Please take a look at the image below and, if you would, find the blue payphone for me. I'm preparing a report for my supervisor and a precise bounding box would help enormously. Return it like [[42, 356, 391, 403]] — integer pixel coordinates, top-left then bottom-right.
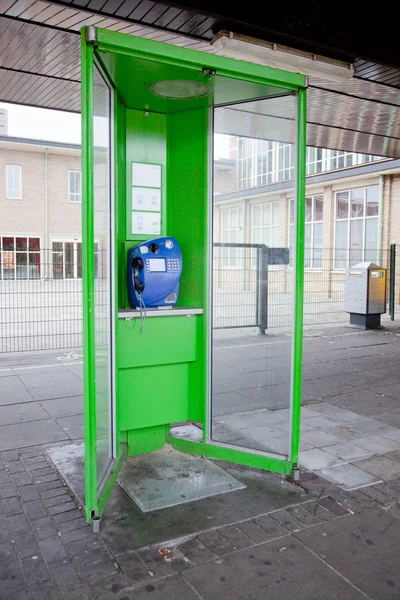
[[127, 237, 182, 309]]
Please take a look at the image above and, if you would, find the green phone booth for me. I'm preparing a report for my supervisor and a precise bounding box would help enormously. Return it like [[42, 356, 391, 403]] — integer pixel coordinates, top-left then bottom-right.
[[81, 25, 307, 524]]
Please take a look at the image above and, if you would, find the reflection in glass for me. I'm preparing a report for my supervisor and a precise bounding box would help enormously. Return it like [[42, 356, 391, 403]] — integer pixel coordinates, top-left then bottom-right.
[[93, 64, 114, 490], [212, 93, 296, 458]]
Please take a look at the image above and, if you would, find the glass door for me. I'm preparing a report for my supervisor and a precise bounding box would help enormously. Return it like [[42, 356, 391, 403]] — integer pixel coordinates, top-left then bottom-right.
[[93, 61, 115, 491], [210, 92, 303, 468], [82, 47, 117, 521]]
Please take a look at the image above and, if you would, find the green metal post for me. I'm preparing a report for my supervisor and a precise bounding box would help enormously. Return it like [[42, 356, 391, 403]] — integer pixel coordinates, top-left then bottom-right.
[[290, 88, 307, 471], [81, 29, 98, 521]]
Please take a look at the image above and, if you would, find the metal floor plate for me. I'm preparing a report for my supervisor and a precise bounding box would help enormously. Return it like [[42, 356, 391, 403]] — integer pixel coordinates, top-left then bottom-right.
[[117, 446, 246, 512]]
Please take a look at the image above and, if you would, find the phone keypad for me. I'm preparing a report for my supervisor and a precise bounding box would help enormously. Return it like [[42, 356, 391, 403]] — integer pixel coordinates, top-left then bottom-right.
[[167, 258, 180, 272]]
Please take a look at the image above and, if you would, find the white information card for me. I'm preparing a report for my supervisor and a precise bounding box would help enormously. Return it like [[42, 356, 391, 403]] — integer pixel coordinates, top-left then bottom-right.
[[132, 163, 161, 188]]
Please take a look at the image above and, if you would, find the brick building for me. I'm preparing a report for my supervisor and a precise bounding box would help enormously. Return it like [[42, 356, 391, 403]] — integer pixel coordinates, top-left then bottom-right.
[[0, 136, 81, 280]]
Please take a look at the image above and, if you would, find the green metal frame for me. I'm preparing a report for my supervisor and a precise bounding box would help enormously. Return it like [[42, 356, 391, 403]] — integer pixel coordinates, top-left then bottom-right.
[[81, 25, 307, 521], [81, 33, 97, 521]]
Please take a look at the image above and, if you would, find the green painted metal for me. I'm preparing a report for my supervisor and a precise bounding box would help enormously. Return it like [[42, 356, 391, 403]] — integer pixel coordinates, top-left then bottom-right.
[[81, 31, 98, 521], [167, 108, 209, 423], [118, 315, 197, 369], [290, 88, 307, 467], [119, 363, 190, 430], [126, 110, 167, 240], [97, 444, 127, 515], [82, 27, 308, 519], [96, 28, 305, 93], [128, 425, 169, 456], [169, 436, 293, 475]]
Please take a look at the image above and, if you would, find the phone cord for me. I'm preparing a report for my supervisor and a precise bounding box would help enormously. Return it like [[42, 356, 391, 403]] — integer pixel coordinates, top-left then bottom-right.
[[138, 293, 147, 334]]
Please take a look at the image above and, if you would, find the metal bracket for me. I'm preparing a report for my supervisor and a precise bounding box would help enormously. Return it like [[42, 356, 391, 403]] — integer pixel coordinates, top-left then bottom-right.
[[292, 467, 300, 482], [86, 26, 98, 46], [92, 515, 101, 533]]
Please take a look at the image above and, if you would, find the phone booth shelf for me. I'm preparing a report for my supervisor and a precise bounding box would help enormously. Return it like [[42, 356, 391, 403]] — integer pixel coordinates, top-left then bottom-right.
[[82, 25, 307, 524]]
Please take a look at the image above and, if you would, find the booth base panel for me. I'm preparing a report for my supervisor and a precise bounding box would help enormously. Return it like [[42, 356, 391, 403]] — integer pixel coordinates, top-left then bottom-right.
[[117, 446, 245, 512]]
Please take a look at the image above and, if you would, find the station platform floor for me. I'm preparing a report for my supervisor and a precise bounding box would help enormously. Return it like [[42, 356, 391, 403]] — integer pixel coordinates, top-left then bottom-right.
[[0, 323, 400, 598]]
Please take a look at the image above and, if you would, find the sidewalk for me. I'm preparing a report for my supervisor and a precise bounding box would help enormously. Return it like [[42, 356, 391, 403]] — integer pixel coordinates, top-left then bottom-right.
[[1, 332, 400, 599], [1, 443, 400, 599]]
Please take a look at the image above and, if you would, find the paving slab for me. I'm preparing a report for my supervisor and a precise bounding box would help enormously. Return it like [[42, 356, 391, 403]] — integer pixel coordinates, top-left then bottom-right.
[[330, 391, 400, 416], [0, 419, 68, 451], [315, 463, 381, 491], [300, 448, 342, 470], [40, 396, 83, 418], [295, 508, 400, 599], [353, 455, 400, 481], [55, 415, 84, 440], [355, 436, 400, 454], [183, 535, 365, 600], [323, 442, 374, 462], [0, 402, 49, 426]]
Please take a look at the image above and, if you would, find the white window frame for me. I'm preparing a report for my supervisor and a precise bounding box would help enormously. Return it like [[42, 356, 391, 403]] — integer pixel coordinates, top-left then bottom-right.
[[334, 185, 380, 270], [6, 165, 22, 199], [0, 235, 41, 280], [289, 195, 323, 269], [51, 239, 85, 279], [220, 206, 243, 268], [68, 170, 82, 203], [251, 201, 280, 247]]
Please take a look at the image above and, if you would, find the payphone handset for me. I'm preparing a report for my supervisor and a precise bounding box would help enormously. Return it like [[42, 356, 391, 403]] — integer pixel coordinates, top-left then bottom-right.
[[127, 237, 182, 309]]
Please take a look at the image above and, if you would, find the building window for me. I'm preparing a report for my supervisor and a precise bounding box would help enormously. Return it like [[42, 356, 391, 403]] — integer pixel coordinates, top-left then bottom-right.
[[276, 143, 294, 181], [329, 151, 355, 170], [290, 195, 323, 268], [0, 237, 40, 279], [6, 165, 22, 199], [256, 140, 274, 186], [52, 241, 98, 279], [68, 170, 81, 202], [334, 185, 379, 269], [306, 148, 324, 175], [252, 202, 280, 247], [238, 138, 254, 190], [220, 207, 243, 267]]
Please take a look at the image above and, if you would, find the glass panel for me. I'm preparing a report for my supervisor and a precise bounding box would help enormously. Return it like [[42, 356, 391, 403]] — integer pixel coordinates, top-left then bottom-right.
[[252, 204, 261, 225], [314, 196, 323, 221], [29, 238, 40, 251], [77, 243, 82, 279], [336, 192, 349, 218], [305, 197, 312, 222], [16, 237, 27, 251], [262, 204, 271, 226], [65, 242, 74, 279], [271, 226, 280, 246], [304, 223, 312, 268], [272, 202, 280, 225], [365, 218, 378, 262], [366, 186, 379, 216], [335, 220, 348, 268], [351, 189, 364, 218], [313, 222, 323, 269], [212, 92, 296, 458], [29, 252, 40, 279], [350, 219, 363, 266], [16, 252, 28, 279], [93, 63, 113, 490]]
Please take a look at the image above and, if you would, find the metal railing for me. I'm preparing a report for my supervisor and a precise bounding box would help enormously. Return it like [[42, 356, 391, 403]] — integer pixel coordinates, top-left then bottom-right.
[[0, 246, 398, 353]]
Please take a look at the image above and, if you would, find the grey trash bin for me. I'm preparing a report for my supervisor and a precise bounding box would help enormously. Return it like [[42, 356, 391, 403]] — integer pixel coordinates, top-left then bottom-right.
[[345, 262, 387, 329]]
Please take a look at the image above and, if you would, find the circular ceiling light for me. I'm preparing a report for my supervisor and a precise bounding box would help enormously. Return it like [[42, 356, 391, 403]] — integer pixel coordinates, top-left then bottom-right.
[[149, 79, 211, 100]]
